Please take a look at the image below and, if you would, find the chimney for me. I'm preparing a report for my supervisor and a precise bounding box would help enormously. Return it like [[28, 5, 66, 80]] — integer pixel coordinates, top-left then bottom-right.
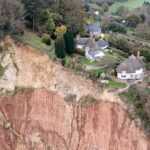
[[77, 35, 80, 41], [137, 50, 140, 58]]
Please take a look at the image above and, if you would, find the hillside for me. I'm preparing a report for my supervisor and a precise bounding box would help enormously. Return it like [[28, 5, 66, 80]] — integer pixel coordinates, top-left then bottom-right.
[[109, 0, 148, 13], [0, 37, 149, 150]]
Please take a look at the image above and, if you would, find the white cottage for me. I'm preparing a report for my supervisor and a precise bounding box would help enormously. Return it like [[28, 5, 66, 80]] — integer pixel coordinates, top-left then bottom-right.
[[76, 36, 109, 61], [85, 39, 105, 61], [117, 55, 145, 80]]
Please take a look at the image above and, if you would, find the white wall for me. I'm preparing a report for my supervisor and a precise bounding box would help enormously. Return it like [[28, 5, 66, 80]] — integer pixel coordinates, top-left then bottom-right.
[[117, 68, 144, 80], [76, 44, 84, 49]]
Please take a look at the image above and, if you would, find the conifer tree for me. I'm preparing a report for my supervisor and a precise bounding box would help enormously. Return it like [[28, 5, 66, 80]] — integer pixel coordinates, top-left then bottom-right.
[[64, 28, 75, 55], [55, 37, 65, 58]]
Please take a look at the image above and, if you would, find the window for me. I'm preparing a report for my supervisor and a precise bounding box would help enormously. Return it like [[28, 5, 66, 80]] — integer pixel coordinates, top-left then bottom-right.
[[121, 75, 126, 78], [130, 74, 134, 79], [135, 74, 138, 78]]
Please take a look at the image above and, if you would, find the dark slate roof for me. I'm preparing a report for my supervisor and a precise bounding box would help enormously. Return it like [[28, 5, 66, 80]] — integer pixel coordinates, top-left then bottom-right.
[[85, 39, 101, 52], [87, 23, 101, 32], [96, 40, 109, 48], [117, 55, 145, 73], [75, 37, 89, 45]]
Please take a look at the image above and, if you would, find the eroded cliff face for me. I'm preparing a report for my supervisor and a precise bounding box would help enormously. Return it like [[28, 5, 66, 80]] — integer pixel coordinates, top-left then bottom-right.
[[0, 37, 149, 150], [0, 89, 149, 150]]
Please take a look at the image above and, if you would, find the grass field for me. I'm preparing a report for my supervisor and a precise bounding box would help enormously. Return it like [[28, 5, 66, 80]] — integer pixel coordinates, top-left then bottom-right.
[[23, 32, 55, 58], [109, 0, 147, 13], [108, 80, 127, 88], [80, 58, 98, 66]]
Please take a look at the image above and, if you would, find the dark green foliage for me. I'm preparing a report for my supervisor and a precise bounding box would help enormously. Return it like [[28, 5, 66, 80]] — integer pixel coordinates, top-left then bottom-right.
[[0, 64, 5, 77], [141, 47, 150, 62], [108, 35, 132, 53], [55, 38, 65, 58], [84, 3, 90, 12], [126, 13, 141, 27], [42, 34, 51, 45], [64, 28, 75, 55], [123, 86, 150, 129], [22, 0, 48, 30], [108, 22, 126, 33]]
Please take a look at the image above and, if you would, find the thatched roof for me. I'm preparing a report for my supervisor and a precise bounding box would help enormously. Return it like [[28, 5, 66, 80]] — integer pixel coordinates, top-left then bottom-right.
[[117, 55, 145, 73]]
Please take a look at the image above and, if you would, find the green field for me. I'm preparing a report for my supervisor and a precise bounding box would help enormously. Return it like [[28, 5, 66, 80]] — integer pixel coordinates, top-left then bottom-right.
[[23, 32, 55, 58], [109, 0, 148, 13], [108, 80, 127, 88]]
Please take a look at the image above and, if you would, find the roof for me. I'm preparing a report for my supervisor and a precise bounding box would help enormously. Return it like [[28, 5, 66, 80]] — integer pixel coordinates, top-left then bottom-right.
[[96, 40, 109, 49], [117, 55, 145, 73], [84, 39, 102, 54], [75, 37, 89, 45], [87, 23, 101, 32]]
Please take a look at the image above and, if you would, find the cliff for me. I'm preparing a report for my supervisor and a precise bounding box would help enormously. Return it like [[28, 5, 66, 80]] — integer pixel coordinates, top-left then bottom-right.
[[0, 89, 149, 150], [0, 37, 149, 150]]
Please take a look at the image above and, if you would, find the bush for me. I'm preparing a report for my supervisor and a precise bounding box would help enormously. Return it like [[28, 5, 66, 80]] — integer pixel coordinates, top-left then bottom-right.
[[108, 35, 132, 53], [54, 38, 65, 59], [0, 64, 5, 77], [42, 34, 51, 45], [141, 47, 150, 62], [84, 3, 90, 12], [108, 22, 126, 33], [126, 13, 141, 27], [64, 28, 75, 55], [114, 49, 129, 58]]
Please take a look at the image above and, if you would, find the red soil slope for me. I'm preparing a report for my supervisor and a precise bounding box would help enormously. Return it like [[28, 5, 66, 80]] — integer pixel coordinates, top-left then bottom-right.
[[0, 89, 149, 150]]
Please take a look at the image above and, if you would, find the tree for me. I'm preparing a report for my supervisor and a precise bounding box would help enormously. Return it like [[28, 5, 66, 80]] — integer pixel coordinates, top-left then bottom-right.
[[116, 6, 129, 17], [39, 10, 56, 34], [108, 22, 126, 33], [22, 0, 45, 30], [141, 47, 150, 62], [84, 3, 90, 12], [55, 38, 65, 58], [55, 25, 67, 39], [64, 28, 75, 55], [126, 13, 141, 27], [108, 34, 132, 53], [56, 0, 85, 34], [0, 0, 25, 39]]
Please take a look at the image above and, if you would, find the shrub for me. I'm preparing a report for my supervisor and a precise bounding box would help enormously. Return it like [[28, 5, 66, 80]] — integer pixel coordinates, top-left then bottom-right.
[[108, 35, 132, 53], [108, 22, 126, 33], [54, 38, 65, 59], [0, 64, 5, 77], [84, 3, 90, 12], [79, 95, 98, 107], [64, 28, 75, 55], [141, 47, 150, 62], [42, 34, 51, 45], [114, 49, 129, 58], [126, 13, 141, 27]]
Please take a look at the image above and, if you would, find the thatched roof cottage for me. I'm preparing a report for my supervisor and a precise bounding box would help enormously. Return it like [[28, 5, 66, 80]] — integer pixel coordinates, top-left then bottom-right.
[[117, 55, 145, 80]]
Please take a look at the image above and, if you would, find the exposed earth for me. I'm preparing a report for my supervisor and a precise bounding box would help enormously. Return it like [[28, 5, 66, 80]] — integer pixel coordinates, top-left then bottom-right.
[[0, 37, 149, 150]]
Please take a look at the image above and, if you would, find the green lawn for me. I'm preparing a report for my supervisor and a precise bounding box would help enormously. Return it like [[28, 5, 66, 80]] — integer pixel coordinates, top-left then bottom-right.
[[145, 88, 150, 94], [64, 55, 73, 61], [108, 80, 126, 88], [80, 58, 98, 66], [23, 31, 54, 52], [109, 0, 147, 13], [104, 50, 115, 57]]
